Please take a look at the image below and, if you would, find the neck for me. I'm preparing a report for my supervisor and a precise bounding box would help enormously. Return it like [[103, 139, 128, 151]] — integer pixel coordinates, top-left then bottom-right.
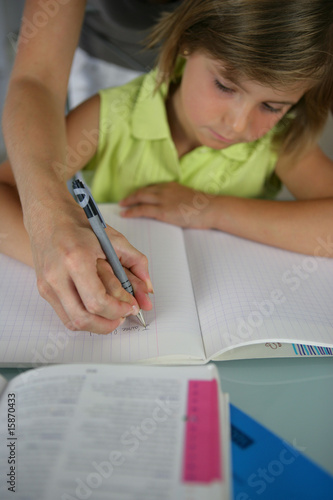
[[166, 83, 200, 158]]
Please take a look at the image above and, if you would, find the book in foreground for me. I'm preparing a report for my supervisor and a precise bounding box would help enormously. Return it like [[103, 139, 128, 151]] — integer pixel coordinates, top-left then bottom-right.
[[230, 404, 333, 499], [0, 363, 230, 500], [0, 204, 332, 366]]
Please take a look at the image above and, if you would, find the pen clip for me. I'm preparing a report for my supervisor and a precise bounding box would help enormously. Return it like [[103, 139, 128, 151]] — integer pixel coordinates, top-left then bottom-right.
[[73, 180, 107, 228], [84, 184, 107, 228]]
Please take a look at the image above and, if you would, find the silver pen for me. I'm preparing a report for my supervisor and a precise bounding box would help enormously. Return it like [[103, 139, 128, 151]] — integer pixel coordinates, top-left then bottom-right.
[[72, 179, 146, 327]]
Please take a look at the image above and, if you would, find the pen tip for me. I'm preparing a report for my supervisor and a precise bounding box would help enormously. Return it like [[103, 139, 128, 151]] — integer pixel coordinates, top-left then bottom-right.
[[137, 310, 146, 327]]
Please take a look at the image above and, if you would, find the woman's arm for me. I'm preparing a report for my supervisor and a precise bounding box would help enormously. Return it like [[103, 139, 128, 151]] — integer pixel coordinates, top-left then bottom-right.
[[120, 146, 333, 257], [2, 2, 153, 333], [0, 93, 101, 264], [3, 0, 86, 196]]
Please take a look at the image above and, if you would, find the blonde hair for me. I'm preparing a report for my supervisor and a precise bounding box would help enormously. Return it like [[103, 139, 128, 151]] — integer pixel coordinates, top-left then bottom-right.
[[147, 0, 333, 164]]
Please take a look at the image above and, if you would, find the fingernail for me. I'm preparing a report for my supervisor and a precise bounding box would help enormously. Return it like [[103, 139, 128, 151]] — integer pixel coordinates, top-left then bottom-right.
[[145, 294, 153, 307], [125, 305, 139, 316], [146, 279, 154, 294]]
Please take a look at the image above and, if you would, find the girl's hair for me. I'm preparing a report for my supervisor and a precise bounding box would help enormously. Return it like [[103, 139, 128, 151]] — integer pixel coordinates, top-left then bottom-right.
[[147, 0, 333, 164]]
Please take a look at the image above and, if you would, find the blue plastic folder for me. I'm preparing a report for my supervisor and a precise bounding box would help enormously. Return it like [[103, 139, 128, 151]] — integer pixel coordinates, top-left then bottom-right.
[[230, 404, 333, 500]]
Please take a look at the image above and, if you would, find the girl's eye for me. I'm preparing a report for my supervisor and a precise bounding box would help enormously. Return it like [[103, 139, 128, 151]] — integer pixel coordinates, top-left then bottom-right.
[[214, 79, 233, 93], [262, 102, 283, 114]]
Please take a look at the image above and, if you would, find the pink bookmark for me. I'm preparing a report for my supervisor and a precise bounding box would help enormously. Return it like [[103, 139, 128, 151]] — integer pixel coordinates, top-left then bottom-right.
[[182, 379, 222, 483]]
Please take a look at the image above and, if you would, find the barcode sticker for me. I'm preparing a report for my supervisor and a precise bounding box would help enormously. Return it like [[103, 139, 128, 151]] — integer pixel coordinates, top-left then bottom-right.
[[292, 344, 333, 356]]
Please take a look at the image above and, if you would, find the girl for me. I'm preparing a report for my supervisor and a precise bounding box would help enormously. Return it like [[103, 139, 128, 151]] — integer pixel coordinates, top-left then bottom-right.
[[72, 0, 333, 254], [1, 0, 333, 334]]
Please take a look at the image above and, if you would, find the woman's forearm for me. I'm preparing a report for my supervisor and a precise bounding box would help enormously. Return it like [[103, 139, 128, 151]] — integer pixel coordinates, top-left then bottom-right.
[[2, 79, 73, 215], [2, 0, 86, 221], [2, 78, 66, 187], [209, 195, 333, 256]]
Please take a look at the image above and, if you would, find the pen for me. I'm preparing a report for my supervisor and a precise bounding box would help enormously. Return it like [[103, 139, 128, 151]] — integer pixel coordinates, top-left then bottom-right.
[[72, 179, 146, 327]]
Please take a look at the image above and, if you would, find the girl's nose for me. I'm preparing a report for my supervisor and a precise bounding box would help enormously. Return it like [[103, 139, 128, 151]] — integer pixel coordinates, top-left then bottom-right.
[[225, 103, 250, 134]]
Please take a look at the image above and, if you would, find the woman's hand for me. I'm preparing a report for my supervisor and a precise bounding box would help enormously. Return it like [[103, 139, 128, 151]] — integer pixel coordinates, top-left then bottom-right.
[[29, 201, 153, 335], [119, 182, 215, 228]]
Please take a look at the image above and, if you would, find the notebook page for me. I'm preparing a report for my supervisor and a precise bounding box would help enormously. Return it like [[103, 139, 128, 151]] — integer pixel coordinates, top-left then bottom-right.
[[0, 206, 204, 366], [184, 229, 333, 360]]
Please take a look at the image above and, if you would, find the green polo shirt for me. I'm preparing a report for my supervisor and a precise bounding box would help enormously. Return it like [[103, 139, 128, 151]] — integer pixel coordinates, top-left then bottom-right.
[[84, 69, 281, 202]]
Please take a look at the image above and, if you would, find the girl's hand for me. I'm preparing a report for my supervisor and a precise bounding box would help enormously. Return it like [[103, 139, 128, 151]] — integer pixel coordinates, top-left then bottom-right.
[[30, 202, 153, 335], [119, 182, 215, 228]]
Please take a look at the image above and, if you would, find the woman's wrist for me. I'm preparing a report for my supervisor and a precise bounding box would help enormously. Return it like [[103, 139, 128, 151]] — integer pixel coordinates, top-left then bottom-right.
[[22, 177, 79, 237]]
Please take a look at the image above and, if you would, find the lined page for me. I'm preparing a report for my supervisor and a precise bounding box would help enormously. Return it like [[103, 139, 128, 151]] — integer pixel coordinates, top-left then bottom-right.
[[0, 364, 229, 500], [184, 229, 333, 360], [0, 206, 204, 366]]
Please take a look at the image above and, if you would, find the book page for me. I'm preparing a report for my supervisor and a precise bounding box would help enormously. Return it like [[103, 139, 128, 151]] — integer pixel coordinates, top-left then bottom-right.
[[0, 364, 230, 500], [0, 206, 204, 366], [184, 230, 333, 360]]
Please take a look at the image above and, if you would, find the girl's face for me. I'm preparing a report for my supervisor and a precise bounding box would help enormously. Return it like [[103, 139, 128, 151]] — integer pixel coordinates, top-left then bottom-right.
[[174, 51, 306, 150]]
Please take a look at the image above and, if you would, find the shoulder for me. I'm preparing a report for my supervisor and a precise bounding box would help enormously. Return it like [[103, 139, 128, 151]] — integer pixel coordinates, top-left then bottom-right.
[[99, 71, 158, 119], [276, 145, 333, 199], [97, 69, 165, 139]]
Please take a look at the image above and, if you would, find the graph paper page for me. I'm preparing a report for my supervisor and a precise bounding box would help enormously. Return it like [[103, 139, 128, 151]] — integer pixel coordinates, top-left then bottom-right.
[[184, 229, 333, 360], [0, 206, 204, 366]]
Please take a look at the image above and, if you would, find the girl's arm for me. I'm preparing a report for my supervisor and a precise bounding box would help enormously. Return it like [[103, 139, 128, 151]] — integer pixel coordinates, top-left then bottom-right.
[[207, 145, 333, 255], [0, 161, 33, 266], [120, 145, 333, 257], [0, 91, 152, 334]]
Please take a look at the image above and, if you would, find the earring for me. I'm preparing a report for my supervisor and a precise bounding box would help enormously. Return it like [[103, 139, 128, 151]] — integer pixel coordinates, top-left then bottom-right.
[[182, 48, 190, 56]]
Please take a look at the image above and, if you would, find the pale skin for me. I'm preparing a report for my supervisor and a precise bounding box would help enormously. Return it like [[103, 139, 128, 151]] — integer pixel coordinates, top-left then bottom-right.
[[1, 41, 333, 335], [120, 52, 333, 256], [1, 0, 153, 335]]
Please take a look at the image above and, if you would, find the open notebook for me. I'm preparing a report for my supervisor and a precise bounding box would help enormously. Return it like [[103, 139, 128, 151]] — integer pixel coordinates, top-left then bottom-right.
[[0, 204, 332, 366]]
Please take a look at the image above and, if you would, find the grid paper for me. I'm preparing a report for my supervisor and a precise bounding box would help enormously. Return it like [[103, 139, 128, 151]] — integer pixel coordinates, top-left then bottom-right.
[[184, 229, 333, 359]]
